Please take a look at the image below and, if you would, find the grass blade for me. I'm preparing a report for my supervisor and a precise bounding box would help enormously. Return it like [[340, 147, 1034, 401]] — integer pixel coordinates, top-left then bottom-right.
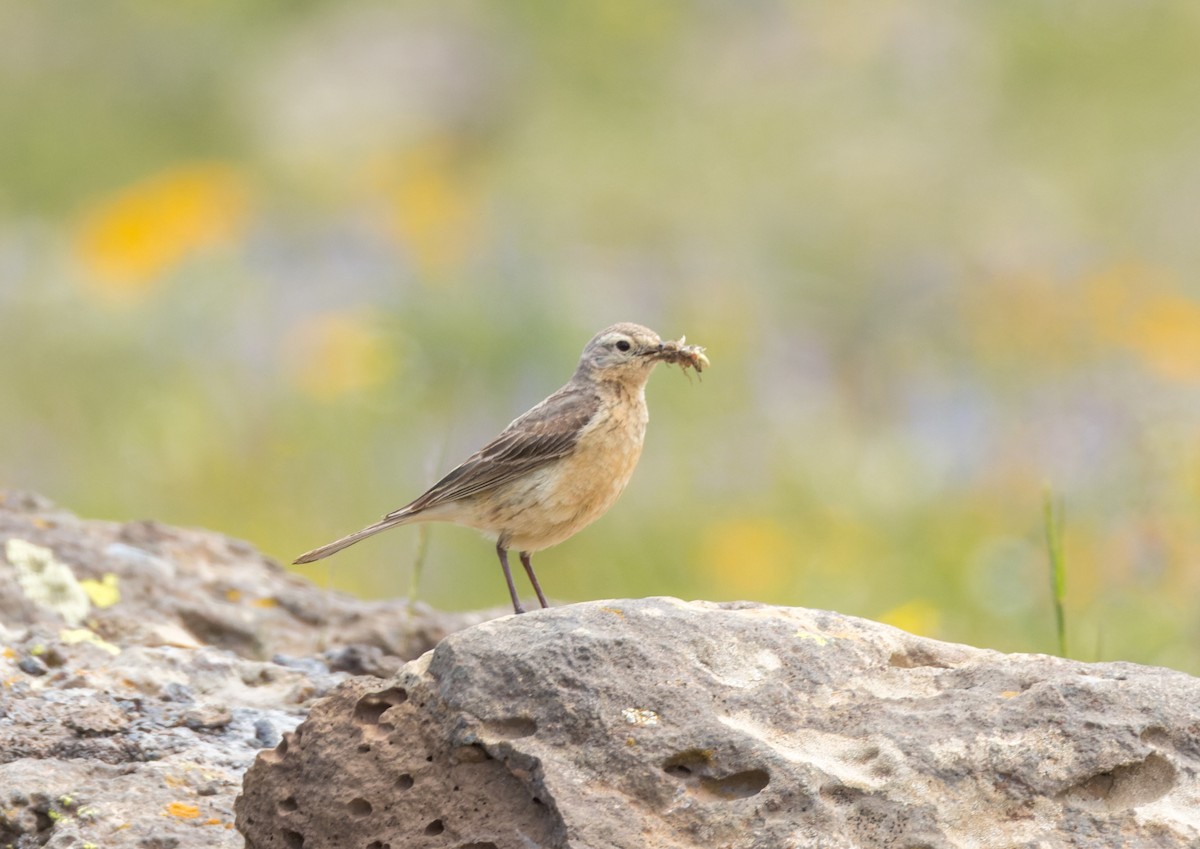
[[1042, 486, 1068, 658]]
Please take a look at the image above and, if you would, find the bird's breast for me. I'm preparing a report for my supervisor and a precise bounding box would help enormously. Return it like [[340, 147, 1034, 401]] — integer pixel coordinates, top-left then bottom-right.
[[505, 387, 649, 551], [562, 392, 648, 502]]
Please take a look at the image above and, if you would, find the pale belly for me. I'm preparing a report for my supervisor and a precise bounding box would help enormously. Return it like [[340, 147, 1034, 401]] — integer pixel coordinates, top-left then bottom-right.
[[491, 398, 648, 552]]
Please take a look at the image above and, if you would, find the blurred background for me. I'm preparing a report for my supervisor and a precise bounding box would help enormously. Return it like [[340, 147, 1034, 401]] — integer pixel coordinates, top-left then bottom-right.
[[3, 2, 1200, 672]]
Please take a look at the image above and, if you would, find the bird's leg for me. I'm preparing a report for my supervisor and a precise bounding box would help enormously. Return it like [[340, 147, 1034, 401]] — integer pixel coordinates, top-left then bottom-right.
[[496, 544, 525, 614], [520, 551, 550, 609]]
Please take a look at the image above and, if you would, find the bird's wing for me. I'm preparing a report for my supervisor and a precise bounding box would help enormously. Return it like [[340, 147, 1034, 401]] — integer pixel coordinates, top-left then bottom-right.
[[387, 385, 601, 518]]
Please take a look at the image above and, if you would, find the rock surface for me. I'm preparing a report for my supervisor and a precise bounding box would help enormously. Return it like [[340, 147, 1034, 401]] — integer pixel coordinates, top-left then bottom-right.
[[237, 598, 1200, 849], [0, 491, 488, 849]]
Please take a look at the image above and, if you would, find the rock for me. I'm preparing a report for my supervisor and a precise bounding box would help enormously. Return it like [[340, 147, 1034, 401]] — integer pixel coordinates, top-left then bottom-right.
[[0, 490, 490, 661], [236, 598, 1200, 849], [0, 491, 491, 849], [0, 625, 345, 847]]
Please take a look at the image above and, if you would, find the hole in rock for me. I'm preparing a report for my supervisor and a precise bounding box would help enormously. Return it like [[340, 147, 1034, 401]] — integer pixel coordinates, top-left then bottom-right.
[[887, 647, 950, 669], [1060, 753, 1177, 811], [282, 829, 304, 849], [358, 744, 371, 753], [457, 844, 499, 849], [278, 796, 298, 813], [699, 769, 770, 800], [424, 819, 445, 836], [662, 749, 714, 778], [449, 744, 490, 764], [483, 717, 537, 740], [662, 749, 768, 799], [354, 687, 409, 725], [397, 774, 414, 791], [348, 797, 372, 817], [1140, 726, 1170, 746]]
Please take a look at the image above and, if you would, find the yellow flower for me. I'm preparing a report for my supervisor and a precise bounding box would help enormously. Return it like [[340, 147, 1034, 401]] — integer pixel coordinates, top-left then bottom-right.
[[73, 162, 250, 301], [368, 141, 479, 278], [284, 309, 395, 401], [1122, 294, 1200, 382], [878, 598, 941, 637], [700, 517, 795, 598]]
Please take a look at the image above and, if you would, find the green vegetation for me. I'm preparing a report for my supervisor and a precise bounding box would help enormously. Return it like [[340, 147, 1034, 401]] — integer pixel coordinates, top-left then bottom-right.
[[1043, 486, 1068, 659]]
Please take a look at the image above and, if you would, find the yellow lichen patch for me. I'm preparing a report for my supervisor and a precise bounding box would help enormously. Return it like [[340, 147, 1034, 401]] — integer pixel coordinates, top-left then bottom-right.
[[59, 628, 121, 656], [165, 802, 200, 820], [7, 539, 90, 627], [620, 707, 660, 727], [73, 162, 251, 301], [2, 647, 15, 660], [80, 574, 120, 609], [283, 309, 396, 401], [794, 630, 829, 647], [225, 589, 242, 603], [251, 597, 278, 608]]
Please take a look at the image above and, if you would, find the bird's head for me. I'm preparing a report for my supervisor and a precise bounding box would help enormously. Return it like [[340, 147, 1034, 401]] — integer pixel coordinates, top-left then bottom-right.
[[574, 323, 669, 385]]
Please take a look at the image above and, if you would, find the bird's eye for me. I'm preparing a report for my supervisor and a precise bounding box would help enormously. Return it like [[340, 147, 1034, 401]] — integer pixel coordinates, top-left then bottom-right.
[[615, 339, 632, 352]]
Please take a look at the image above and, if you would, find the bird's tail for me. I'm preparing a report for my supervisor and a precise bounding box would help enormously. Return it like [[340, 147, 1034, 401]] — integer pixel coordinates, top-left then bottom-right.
[[292, 512, 415, 564]]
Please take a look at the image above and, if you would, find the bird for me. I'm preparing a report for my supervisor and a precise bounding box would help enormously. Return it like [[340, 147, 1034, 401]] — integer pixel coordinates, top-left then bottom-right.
[[293, 322, 707, 614]]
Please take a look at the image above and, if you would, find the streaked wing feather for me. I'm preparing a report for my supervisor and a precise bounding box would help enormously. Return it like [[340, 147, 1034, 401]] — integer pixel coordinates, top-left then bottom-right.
[[386, 386, 599, 517]]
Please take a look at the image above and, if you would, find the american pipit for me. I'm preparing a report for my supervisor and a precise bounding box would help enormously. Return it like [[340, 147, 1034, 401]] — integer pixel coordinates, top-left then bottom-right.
[[294, 322, 708, 614]]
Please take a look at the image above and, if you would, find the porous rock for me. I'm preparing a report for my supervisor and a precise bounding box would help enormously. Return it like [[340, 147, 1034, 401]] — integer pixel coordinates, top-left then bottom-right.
[[0, 491, 489, 848], [237, 598, 1200, 849]]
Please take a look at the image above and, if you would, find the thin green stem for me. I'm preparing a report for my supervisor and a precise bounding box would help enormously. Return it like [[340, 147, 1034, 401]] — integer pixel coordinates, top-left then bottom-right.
[[408, 523, 429, 605], [1042, 485, 1068, 658]]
